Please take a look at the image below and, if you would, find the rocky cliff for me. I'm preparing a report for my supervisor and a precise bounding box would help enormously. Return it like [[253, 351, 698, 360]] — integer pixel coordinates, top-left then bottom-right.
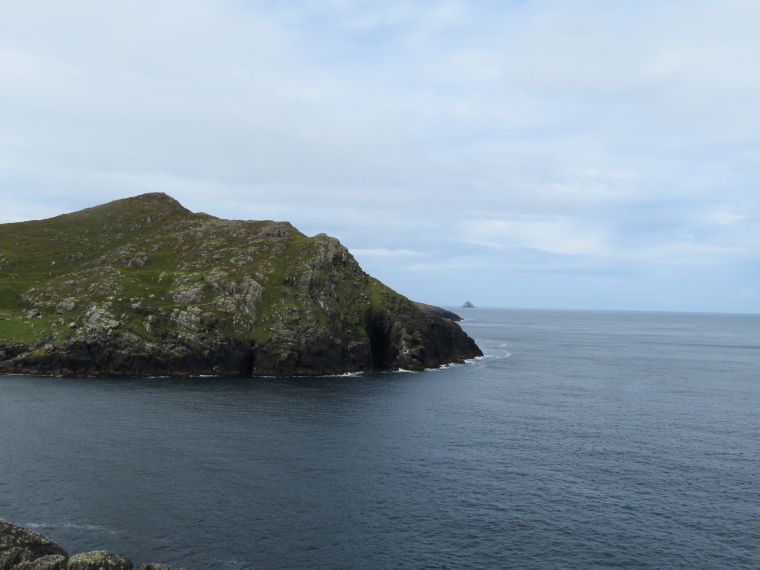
[[413, 302, 463, 321], [0, 193, 481, 376]]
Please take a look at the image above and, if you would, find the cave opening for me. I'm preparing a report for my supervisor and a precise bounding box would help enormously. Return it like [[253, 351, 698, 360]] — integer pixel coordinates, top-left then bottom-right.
[[367, 316, 392, 369], [239, 349, 255, 376]]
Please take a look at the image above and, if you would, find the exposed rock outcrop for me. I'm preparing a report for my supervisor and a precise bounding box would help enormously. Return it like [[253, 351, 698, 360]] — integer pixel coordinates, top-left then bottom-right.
[[0, 520, 68, 570], [67, 551, 132, 570], [0, 520, 188, 570], [413, 302, 462, 321], [0, 193, 481, 376]]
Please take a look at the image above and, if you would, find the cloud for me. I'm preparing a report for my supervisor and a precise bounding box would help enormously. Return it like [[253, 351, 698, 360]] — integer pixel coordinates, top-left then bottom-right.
[[1, 0, 759, 311], [455, 217, 611, 257], [350, 248, 421, 257]]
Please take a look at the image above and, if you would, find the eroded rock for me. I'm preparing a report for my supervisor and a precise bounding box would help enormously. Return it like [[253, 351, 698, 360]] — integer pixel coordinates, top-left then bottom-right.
[[67, 551, 132, 570], [1, 521, 189, 570], [0, 520, 68, 570], [13, 554, 67, 570]]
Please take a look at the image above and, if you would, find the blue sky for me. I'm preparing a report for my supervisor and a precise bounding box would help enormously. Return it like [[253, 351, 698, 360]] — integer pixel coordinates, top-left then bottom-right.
[[1, 0, 759, 312]]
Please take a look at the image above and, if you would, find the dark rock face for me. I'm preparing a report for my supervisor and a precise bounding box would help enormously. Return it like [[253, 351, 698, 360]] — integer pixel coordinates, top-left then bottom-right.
[[0, 335, 257, 377], [413, 302, 463, 321], [0, 193, 482, 376], [0, 520, 186, 570]]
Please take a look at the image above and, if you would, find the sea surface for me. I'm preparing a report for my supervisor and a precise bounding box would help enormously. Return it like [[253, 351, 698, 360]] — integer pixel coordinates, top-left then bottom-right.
[[1, 308, 758, 569]]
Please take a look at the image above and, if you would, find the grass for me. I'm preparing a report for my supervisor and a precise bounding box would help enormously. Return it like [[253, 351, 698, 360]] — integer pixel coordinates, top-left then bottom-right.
[[0, 192, 424, 355]]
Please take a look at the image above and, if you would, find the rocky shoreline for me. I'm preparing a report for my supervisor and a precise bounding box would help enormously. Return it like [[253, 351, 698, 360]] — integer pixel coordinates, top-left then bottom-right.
[[0, 519, 188, 570]]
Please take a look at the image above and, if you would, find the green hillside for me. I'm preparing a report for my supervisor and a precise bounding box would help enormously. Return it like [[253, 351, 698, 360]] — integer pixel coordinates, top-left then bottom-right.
[[0, 193, 481, 376]]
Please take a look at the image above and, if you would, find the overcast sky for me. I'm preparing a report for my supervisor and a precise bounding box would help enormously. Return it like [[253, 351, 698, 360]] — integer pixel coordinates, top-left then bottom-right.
[[2, 0, 759, 313]]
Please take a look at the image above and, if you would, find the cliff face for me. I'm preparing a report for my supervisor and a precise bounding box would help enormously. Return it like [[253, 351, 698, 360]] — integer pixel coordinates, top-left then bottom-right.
[[413, 302, 463, 321], [0, 193, 481, 376]]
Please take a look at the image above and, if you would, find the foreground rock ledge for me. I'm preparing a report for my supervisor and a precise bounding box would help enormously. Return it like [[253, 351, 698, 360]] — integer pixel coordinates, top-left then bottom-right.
[[0, 519, 189, 570], [0, 193, 482, 377]]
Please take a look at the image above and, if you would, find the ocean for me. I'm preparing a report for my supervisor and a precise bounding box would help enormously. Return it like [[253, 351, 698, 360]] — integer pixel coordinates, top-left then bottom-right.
[[1, 308, 758, 568]]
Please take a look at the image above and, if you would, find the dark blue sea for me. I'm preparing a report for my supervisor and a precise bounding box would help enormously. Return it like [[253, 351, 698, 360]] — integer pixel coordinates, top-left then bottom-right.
[[1, 308, 758, 569]]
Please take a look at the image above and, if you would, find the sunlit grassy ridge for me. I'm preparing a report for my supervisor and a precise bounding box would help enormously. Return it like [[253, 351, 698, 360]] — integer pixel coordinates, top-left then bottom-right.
[[1, 193, 373, 343]]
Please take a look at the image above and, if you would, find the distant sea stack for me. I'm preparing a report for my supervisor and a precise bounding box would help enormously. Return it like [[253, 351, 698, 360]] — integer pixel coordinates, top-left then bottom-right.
[[0, 193, 482, 376], [461, 301, 475, 308]]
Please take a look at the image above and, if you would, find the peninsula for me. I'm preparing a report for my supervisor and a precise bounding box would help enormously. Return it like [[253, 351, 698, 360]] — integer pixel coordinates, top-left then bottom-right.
[[0, 193, 481, 376]]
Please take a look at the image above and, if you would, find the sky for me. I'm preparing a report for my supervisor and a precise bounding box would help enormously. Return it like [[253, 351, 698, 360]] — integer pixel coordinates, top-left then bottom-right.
[[1, 0, 759, 313]]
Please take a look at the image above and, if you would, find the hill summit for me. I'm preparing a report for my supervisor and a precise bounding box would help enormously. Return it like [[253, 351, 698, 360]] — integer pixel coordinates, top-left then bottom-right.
[[0, 193, 481, 376]]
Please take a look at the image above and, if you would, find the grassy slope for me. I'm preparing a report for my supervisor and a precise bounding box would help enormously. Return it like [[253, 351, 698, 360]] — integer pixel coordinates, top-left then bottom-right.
[[0, 193, 411, 351]]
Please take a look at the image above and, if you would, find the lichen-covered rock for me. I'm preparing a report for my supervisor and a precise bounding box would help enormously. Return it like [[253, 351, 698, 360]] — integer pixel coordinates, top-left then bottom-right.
[[67, 551, 132, 570], [0, 520, 189, 570], [0, 547, 25, 570], [13, 554, 67, 569], [0, 520, 68, 570]]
